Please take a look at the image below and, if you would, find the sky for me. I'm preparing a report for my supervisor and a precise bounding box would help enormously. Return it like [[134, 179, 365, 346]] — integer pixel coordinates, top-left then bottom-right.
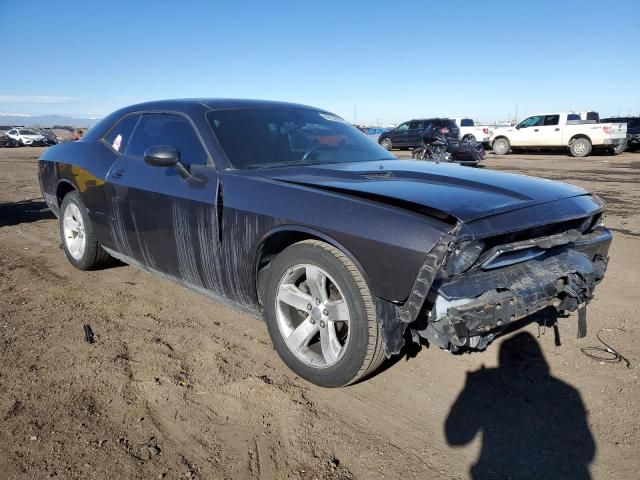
[[1, 0, 638, 124]]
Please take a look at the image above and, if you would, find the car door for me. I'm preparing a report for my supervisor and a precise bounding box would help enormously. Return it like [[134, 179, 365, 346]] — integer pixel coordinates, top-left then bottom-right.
[[105, 112, 222, 292], [391, 122, 410, 146], [535, 114, 562, 146], [406, 120, 425, 147], [511, 115, 544, 146]]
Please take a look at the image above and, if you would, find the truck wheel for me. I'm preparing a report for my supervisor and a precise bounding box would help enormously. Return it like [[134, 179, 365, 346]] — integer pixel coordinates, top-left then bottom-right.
[[569, 138, 592, 157], [380, 138, 392, 150], [462, 134, 476, 142], [492, 138, 510, 155]]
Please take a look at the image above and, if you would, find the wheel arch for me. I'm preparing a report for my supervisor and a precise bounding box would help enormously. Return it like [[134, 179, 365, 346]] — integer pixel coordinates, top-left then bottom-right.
[[56, 180, 77, 206], [569, 133, 592, 144], [253, 226, 372, 307], [491, 135, 509, 147]]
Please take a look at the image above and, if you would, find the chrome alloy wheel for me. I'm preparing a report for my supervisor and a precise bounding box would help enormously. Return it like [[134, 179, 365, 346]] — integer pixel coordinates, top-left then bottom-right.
[[62, 203, 86, 260], [275, 264, 351, 368]]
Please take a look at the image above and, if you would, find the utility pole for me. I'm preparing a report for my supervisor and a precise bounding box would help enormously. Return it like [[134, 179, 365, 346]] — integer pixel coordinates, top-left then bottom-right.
[[515, 104, 518, 123]]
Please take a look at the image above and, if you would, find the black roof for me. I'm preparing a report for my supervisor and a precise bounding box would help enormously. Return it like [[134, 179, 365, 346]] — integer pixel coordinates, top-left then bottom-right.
[[410, 117, 454, 122], [83, 98, 327, 142], [124, 98, 321, 112]]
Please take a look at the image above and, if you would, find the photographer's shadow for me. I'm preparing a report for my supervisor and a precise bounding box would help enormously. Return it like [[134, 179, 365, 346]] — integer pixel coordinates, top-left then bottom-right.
[[445, 331, 595, 479]]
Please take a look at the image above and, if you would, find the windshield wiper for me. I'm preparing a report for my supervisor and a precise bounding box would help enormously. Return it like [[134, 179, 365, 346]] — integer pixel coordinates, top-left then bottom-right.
[[246, 160, 334, 170]]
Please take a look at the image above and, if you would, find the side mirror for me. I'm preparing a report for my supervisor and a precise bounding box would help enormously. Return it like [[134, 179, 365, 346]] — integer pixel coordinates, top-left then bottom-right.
[[144, 145, 180, 167], [144, 145, 192, 180], [515, 124, 521, 129]]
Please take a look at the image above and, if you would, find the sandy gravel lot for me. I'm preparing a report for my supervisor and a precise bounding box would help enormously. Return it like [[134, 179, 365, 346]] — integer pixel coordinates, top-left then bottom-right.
[[1, 146, 638, 479]]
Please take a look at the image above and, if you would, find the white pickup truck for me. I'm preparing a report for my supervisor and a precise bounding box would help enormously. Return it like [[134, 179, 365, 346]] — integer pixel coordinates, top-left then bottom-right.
[[454, 118, 493, 145], [489, 112, 627, 157]]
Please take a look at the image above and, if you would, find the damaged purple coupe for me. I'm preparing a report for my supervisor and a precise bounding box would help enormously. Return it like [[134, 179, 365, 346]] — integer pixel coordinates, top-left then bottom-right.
[[38, 99, 611, 387]]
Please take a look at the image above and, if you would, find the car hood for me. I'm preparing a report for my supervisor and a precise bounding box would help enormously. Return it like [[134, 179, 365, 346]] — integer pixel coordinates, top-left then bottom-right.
[[259, 160, 588, 222], [490, 126, 515, 137]]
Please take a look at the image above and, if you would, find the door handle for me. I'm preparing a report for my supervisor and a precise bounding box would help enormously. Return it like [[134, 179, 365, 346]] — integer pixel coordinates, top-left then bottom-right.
[[534, 128, 539, 132], [555, 128, 560, 131], [111, 168, 124, 179]]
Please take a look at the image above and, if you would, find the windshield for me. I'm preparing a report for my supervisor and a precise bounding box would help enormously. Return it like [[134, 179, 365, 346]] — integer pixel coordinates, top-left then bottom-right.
[[207, 108, 395, 169], [19, 129, 39, 135]]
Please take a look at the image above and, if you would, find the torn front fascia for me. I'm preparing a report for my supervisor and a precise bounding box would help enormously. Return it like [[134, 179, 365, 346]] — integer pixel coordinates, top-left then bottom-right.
[[372, 228, 462, 357], [373, 226, 611, 357], [416, 229, 611, 352]]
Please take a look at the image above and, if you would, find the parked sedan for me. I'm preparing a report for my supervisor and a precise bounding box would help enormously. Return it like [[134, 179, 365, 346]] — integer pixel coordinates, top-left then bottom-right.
[[7, 128, 46, 146], [38, 99, 611, 387], [0, 130, 19, 147]]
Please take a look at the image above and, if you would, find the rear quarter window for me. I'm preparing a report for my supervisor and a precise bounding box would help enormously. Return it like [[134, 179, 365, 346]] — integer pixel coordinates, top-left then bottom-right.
[[103, 114, 141, 153], [460, 119, 474, 127]]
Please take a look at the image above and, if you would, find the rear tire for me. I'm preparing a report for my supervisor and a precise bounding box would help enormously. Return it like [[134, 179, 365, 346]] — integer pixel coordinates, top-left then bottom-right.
[[611, 140, 627, 155], [264, 240, 385, 387], [492, 137, 510, 155], [569, 137, 592, 157], [380, 137, 392, 150], [59, 191, 112, 270], [462, 134, 476, 142]]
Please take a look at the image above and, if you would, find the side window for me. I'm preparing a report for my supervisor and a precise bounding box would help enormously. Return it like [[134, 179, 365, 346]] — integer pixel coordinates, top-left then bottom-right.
[[103, 114, 140, 153], [520, 116, 543, 128], [408, 120, 423, 130], [396, 122, 410, 132], [126, 114, 207, 167], [544, 115, 559, 126], [567, 114, 580, 122]]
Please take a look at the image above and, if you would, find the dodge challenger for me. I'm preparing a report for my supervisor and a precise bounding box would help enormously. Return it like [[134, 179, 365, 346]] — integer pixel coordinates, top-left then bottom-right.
[[38, 99, 611, 387]]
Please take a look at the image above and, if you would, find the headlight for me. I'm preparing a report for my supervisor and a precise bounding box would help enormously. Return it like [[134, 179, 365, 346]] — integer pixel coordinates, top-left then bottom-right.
[[444, 240, 485, 276]]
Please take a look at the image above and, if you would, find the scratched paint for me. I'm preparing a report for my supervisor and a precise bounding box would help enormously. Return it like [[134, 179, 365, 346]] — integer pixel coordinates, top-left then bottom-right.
[[106, 185, 134, 258], [196, 206, 225, 293], [130, 207, 156, 269], [172, 201, 204, 288]]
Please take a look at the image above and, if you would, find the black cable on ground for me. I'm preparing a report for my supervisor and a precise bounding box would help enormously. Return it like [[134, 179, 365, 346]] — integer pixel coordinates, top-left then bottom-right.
[[581, 328, 631, 368]]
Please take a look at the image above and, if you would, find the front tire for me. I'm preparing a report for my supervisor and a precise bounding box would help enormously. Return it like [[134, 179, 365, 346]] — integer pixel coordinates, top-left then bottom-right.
[[380, 137, 392, 150], [59, 191, 112, 270], [264, 240, 385, 387], [492, 137, 510, 155], [569, 137, 592, 157]]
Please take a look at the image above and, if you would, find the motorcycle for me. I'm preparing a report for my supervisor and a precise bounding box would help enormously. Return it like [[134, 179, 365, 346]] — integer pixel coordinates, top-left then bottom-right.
[[412, 125, 485, 166]]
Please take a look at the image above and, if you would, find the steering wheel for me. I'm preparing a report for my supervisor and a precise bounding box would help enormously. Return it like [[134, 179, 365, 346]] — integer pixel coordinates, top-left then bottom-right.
[[301, 143, 334, 163]]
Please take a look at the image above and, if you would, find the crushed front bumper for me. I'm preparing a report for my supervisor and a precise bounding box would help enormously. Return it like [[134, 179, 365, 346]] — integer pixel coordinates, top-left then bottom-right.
[[416, 228, 611, 351]]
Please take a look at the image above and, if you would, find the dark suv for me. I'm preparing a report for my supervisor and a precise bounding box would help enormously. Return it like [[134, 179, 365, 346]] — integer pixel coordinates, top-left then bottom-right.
[[378, 118, 460, 150], [601, 117, 640, 151]]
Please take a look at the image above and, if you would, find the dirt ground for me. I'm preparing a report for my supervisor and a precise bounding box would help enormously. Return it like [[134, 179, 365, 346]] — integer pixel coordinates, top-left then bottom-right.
[[1, 146, 638, 479]]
